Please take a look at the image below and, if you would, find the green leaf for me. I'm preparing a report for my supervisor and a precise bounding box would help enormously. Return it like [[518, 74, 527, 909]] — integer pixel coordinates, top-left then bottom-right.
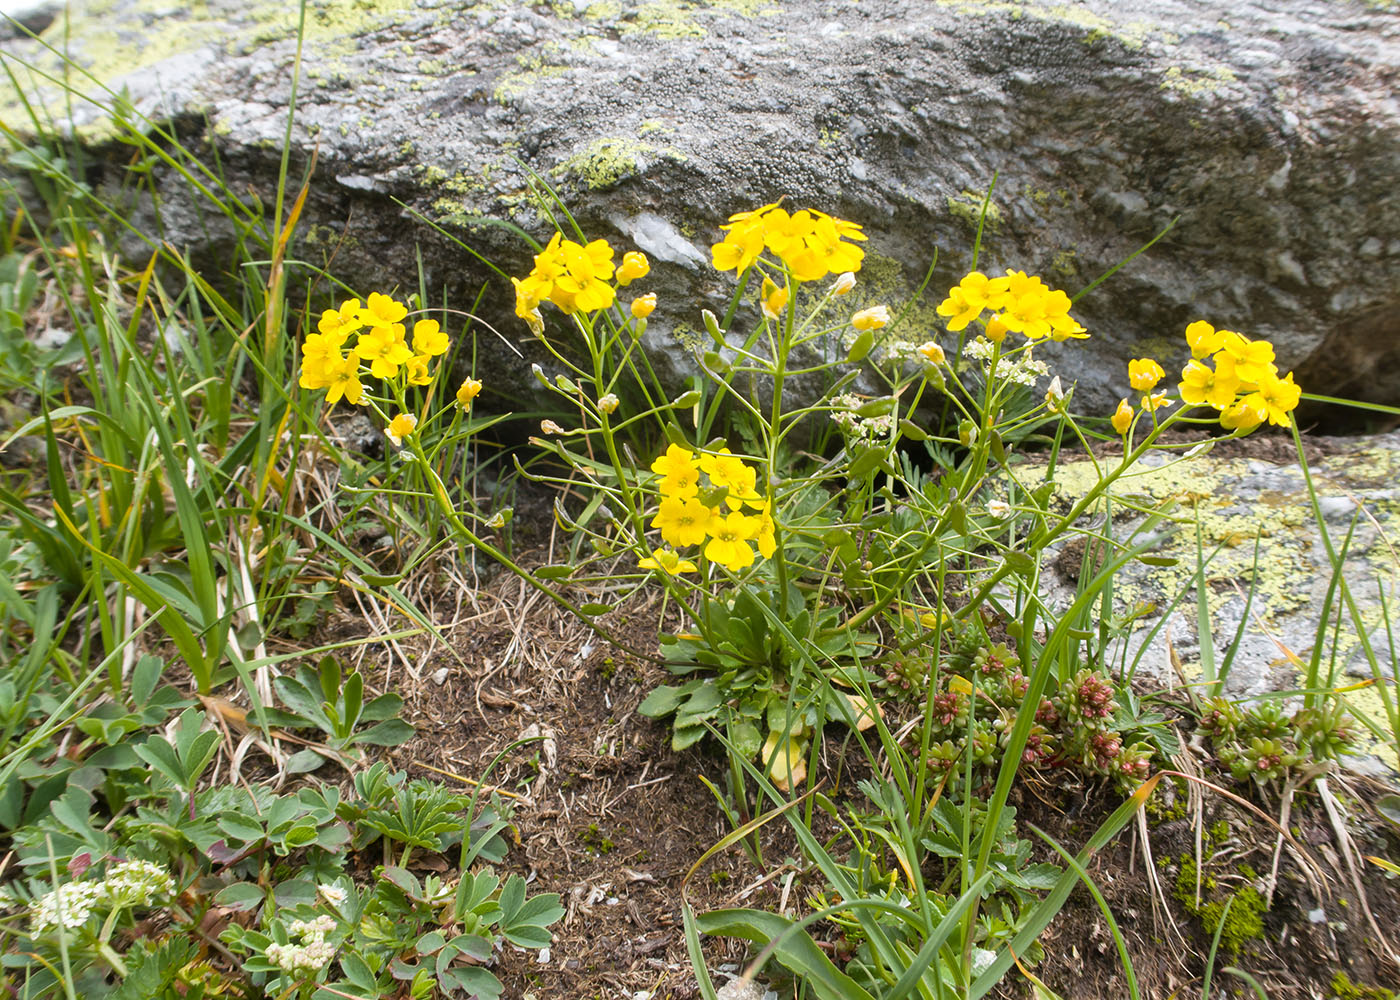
[[638, 684, 692, 718], [215, 882, 265, 912], [695, 909, 875, 1000], [416, 931, 446, 956], [355, 719, 415, 747], [285, 749, 326, 774], [217, 813, 266, 844], [273, 879, 317, 908]]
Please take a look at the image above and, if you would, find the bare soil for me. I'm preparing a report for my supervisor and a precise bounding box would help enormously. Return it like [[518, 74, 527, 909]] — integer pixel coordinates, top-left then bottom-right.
[[325, 543, 1400, 1000]]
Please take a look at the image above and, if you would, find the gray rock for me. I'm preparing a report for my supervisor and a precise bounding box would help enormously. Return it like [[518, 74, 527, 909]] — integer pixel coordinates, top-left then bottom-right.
[[2, 0, 1398, 414], [1031, 430, 1400, 769]]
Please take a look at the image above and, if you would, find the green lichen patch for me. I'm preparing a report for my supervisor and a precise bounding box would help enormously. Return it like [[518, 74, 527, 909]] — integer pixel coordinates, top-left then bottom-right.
[[946, 189, 1002, 230], [1161, 65, 1240, 98], [581, 0, 782, 40], [551, 137, 686, 190]]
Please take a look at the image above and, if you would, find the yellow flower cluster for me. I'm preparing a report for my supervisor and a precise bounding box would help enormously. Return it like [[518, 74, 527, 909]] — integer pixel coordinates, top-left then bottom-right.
[[1176, 321, 1301, 430], [299, 293, 451, 406], [512, 236, 652, 333], [645, 444, 775, 573], [710, 203, 867, 282], [936, 270, 1086, 342]]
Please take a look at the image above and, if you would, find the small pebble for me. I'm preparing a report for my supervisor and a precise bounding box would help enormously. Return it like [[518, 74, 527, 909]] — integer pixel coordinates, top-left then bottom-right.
[[431, 667, 450, 685]]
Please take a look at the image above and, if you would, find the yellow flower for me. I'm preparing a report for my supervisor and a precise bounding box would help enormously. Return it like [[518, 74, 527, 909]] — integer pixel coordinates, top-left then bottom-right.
[[405, 354, 433, 386], [1179, 358, 1238, 409], [386, 412, 417, 447], [753, 500, 777, 559], [831, 271, 856, 295], [1250, 371, 1301, 427], [704, 509, 757, 571], [323, 355, 365, 406], [512, 276, 546, 335], [851, 305, 890, 331], [317, 298, 363, 340], [1111, 398, 1134, 435], [631, 293, 657, 319], [456, 377, 482, 408], [936, 282, 986, 331], [651, 444, 701, 497], [760, 276, 789, 320], [700, 448, 761, 510], [1220, 397, 1267, 433], [412, 319, 449, 357], [1216, 330, 1277, 385], [1128, 358, 1165, 392], [652, 495, 711, 547], [616, 250, 650, 286], [362, 293, 408, 333], [1184, 320, 1224, 359], [1141, 391, 1171, 412], [353, 326, 414, 379], [638, 548, 697, 575], [299, 332, 345, 390]]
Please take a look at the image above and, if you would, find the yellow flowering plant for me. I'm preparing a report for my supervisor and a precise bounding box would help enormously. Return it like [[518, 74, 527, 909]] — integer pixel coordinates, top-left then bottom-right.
[[303, 189, 1327, 1000]]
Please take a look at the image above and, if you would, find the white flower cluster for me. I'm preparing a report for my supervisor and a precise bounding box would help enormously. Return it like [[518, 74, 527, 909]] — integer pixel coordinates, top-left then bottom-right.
[[267, 914, 338, 978], [829, 394, 894, 442], [992, 356, 1049, 387], [102, 860, 175, 908], [29, 859, 175, 934], [961, 338, 1050, 387], [30, 882, 103, 933]]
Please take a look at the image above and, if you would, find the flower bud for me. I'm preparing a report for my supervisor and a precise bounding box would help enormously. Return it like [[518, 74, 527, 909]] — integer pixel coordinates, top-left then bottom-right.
[[831, 271, 857, 296], [916, 341, 946, 366], [1111, 398, 1134, 435], [985, 314, 1009, 344], [598, 392, 620, 415], [851, 305, 890, 332], [617, 250, 650, 286], [631, 293, 657, 319], [540, 419, 565, 435]]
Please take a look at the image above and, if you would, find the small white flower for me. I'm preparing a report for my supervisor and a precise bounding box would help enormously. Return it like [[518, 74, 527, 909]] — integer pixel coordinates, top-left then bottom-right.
[[30, 882, 102, 933], [964, 337, 995, 361], [597, 393, 620, 415], [831, 271, 857, 296], [318, 884, 347, 906], [1045, 376, 1065, 410], [987, 500, 1013, 519]]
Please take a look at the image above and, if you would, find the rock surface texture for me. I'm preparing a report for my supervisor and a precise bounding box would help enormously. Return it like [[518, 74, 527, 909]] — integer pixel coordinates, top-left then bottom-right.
[[1031, 430, 1400, 772], [2, 0, 1399, 413]]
